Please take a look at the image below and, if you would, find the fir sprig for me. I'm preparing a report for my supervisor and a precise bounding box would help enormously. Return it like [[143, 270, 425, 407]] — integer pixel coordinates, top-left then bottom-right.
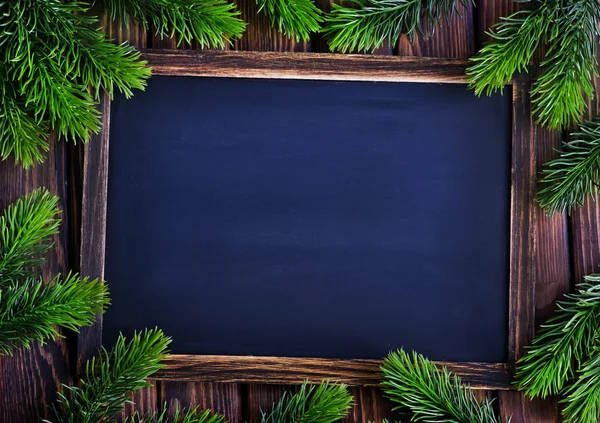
[[561, 349, 600, 423], [0, 0, 150, 167], [537, 119, 600, 214], [466, 5, 555, 96], [467, 0, 600, 130], [0, 274, 109, 356], [0, 188, 61, 283], [256, 0, 323, 41], [515, 275, 600, 399], [102, 0, 246, 48], [381, 349, 503, 423], [323, 0, 472, 53], [47, 329, 171, 423], [530, 0, 599, 130], [124, 405, 226, 423], [260, 381, 353, 423]]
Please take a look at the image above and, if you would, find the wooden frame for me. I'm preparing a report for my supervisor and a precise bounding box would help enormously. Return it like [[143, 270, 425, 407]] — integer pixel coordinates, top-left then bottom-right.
[[77, 50, 535, 391]]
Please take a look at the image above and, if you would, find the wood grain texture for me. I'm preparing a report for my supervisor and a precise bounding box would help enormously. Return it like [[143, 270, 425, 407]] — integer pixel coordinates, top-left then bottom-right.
[[0, 134, 72, 422], [160, 382, 242, 423], [143, 49, 468, 83], [154, 355, 513, 390], [342, 387, 397, 423], [242, 384, 299, 421], [76, 93, 111, 373], [397, 3, 475, 59], [235, 0, 308, 52], [506, 76, 537, 366], [570, 71, 600, 283], [497, 74, 569, 423]]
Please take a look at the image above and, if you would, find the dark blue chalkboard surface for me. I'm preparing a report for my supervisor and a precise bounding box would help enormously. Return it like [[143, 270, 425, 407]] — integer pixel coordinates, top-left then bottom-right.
[[104, 76, 511, 362]]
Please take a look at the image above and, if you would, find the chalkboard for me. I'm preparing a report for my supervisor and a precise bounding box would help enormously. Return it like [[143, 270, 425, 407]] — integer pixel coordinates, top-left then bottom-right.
[[103, 74, 511, 363]]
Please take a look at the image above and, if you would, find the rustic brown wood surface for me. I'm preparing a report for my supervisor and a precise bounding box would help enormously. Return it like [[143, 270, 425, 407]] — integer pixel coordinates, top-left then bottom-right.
[[143, 49, 468, 83], [0, 0, 576, 422], [153, 355, 513, 389]]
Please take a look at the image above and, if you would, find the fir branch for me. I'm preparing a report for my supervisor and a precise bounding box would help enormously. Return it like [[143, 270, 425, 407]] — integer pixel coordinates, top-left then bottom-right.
[[515, 275, 600, 398], [381, 349, 503, 423], [467, 0, 600, 130], [561, 349, 600, 423], [0, 188, 60, 283], [537, 119, 600, 215], [323, 0, 471, 53], [256, 0, 323, 41], [260, 381, 353, 423], [0, 0, 150, 166], [0, 79, 49, 167], [467, 3, 556, 96], [531, 0, 600, 130], [124, 404, 226, 423], [48, 329, 171, 423], [0, 274, 109, 356], [102, 0, 246, 48]]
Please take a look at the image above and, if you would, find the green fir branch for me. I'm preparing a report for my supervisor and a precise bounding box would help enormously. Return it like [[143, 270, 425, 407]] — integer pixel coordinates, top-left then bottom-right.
[[515, 275, 600, 398], [381, 349, 503, 423], [466, 0, 600, 130], [0, 81, 50, 167], [324, 0, 471, 53], [0, 188, 60, 283], [47, 329, 171, 423], [467, 4, 556, 96], [0, 0, 150, 166], [537, 119, 600, 215], [0, 274, 109, 356], [531, 0, 599, 129], [561, 348, 600, 423], [102, 0, 246, 48], [124, 404, 226, 423], [256, 0, 323, 41], [260, 381, 353, 423]]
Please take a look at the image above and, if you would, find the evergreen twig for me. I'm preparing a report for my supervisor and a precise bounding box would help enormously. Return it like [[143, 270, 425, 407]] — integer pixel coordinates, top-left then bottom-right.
[[467, 0, 600, 130], [0, 274, 109, 356], [515, 275, 600, 398], [323, 0, 471, 53], [260, 381, 353, 423], [0, 188, 60, 283], [102, 0, 246, 48], [0, 0, 150, 167], [561, 349, 600, 423], [47, 329, 171, 423], [381, 349, 504, 423], [256, 0, 323, 41], [537, 119, 600, 214]]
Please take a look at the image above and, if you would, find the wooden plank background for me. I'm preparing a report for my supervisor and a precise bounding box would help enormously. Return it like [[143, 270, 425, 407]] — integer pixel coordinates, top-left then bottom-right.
[[0, 0, 581, 421]]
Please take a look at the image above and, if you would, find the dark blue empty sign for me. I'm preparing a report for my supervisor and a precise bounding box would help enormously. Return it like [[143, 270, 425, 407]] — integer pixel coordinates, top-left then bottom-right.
[[104, 76, 511, 362]]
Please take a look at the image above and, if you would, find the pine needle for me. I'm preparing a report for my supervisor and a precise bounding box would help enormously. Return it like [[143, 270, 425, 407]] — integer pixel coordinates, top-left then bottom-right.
[[47, 329, 171, 423], [561, 349, 600, 423], [530, 0, 599, 130], [124, 404, 226, 423], [515, 275, 600, 398], [0, 274, 109, 356], [323, 0, 472, 53], [102, 0, 246, 48], [0, 0, 151, 166], [537, 119, 600, 215], [260, 381, 353, 423], [467, 0, 600, 130], [256, 0, 323, 41], [381, 349, 504, 423], [467, 4, 556, 96], [0, 188, 61, 283]]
